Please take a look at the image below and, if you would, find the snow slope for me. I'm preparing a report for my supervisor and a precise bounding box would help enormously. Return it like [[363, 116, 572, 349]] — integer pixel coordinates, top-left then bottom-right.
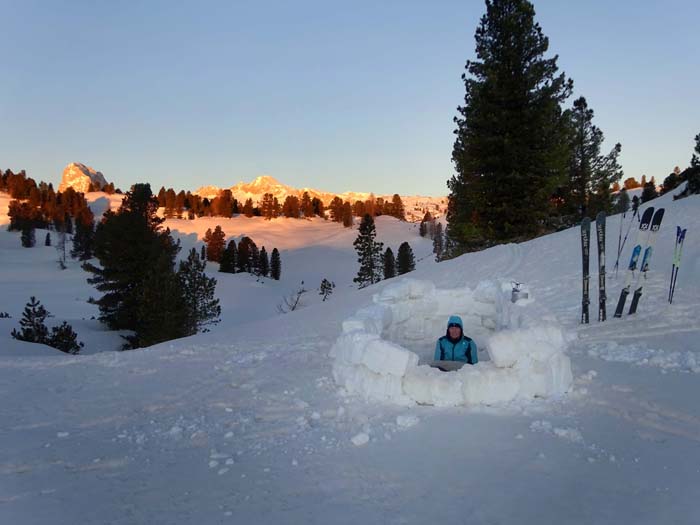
[[1, 187, 699, 524]]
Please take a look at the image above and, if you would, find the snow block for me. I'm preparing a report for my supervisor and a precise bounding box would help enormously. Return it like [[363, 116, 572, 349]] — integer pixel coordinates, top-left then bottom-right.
[[331, 278, 573, 407]]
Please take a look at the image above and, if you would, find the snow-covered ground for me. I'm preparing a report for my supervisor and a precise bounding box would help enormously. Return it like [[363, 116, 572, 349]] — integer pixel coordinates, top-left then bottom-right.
[[1, 187, 699, 524]]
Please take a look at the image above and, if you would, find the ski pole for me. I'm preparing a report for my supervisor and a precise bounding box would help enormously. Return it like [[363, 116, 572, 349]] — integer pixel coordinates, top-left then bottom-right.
[[613, 207, 639, 278]]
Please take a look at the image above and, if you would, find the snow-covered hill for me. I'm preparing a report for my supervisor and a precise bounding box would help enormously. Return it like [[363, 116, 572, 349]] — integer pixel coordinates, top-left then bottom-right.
[[1, 187, 698, 524]]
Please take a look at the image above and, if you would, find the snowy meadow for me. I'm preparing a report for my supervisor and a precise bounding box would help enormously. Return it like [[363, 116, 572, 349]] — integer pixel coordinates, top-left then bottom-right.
[[1, 187, 699, 524]]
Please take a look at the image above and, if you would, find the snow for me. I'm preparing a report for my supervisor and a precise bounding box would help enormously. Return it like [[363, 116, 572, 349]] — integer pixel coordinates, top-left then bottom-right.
[[0, 185, 699, 524]]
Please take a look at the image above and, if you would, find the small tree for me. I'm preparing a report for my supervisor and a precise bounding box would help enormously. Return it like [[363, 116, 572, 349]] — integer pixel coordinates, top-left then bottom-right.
[[353, 214, 384, 288], [45, 232, 51, 246], [614, 188, 630, 214], [11, 296, 50, 343], [56, 231, 68, 270], [319, 278, 335, 301], [48, 322, 84, 354], [433, 223, 444, 261], [21, 225, 35, 248], [203, 226, 226, 263], [692, 132, 700, 168], [270, 248, 281, 280], [277, 281, 308, 313], [178, 248, 221, 333], [641, 182, 658, 203], [397, 242, 416, 275], [219, 240, 237, 273], [383, 247, 396, 279], [258, 246, 270, 277]]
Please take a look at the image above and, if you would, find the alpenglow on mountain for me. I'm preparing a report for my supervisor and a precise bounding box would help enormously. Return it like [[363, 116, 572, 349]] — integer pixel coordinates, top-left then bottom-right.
[[58, 163, 109, 194]]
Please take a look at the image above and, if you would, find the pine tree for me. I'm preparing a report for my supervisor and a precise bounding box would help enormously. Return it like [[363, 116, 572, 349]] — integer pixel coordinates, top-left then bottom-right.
[[397, 242, 416, 275], [641, 182, 658, 203], [270, 248, 281, 280], [48, 322, 83, 354], [301, 192, 314, 219], [237, 237, 251, 273], [342, 202, 353, 227], [329, 197, 344, 222], [178, 248, 221, 333], [258, 246, 270, 277], [45, 232, 51, 246], [21, 225, 35, 247], [449, 0, 573, 248], [261, 193, 276, 220], [383, 247, 396, 279], [566, 97, 623, 218], [242, 198, 254, 217], [11, 296, 50, 343], [71, 208, 96, 260], [614, 188, 630, 214], [250, 242, 260, 275], [433, 223, 444, 261], [82, 183, 190, 349], [282, 195, 301, 218], [200, 245, 206, 261], [353, 214, 384, 288], [219, 240, 237, 273], [691, 132, 700, 168], [390, 194, 405, 220], [319, 278, 335, 301], [203, 226, 226, 263]]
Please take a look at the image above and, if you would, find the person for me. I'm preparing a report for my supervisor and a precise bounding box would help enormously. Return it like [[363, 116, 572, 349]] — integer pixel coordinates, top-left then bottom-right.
[[434, 315, 478, 364]]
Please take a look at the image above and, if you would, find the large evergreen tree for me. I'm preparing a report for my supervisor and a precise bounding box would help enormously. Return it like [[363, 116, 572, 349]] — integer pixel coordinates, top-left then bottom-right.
[[565, 96, 623, 218], [397, 242, 416, 275], [258, 246, 270, 277], [449, 0, 573, 249], [71, 207, 96, 260], [82, 183, 190, 349], [433, 222, 444, 261], [177, 248, 221, 333], [353, 214, 384, 288]]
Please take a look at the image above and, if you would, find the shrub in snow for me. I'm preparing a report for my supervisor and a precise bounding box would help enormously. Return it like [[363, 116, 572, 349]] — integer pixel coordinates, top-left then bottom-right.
[[330, 278, 573, 407], [277, 282, 308, 313], [319, 279, 335, 301], [11, 297, 83, 354]]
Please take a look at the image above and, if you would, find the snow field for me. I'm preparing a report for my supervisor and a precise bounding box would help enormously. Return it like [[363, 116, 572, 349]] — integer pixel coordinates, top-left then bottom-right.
[[330, 278, 573, 406]]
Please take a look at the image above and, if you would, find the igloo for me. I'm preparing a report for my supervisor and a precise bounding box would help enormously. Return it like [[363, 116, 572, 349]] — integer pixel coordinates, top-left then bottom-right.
[[329, 278, 573, 407]]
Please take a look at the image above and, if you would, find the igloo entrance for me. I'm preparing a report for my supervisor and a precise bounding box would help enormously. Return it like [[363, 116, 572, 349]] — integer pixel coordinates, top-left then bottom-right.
[[330, 279, 573, 407]]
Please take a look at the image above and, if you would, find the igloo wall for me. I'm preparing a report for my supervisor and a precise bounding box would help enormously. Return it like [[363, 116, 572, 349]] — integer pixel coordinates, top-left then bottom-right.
[[329, 278, 573, 407]]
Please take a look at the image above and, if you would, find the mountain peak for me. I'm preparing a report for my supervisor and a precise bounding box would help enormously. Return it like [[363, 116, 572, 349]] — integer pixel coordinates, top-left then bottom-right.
[[58, 162, 109, 193]]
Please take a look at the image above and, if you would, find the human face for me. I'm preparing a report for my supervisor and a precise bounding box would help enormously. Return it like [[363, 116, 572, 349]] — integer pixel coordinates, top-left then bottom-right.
[[448, 324, 461, 339]]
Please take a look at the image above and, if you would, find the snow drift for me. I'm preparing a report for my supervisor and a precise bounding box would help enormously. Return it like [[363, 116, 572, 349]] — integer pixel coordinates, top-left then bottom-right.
[[330, 278, 573, 406]]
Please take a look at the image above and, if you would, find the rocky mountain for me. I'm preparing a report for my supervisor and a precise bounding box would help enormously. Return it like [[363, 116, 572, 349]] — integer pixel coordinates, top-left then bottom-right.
[[194, 175, 446, 221], [58, 163, 109, 194]]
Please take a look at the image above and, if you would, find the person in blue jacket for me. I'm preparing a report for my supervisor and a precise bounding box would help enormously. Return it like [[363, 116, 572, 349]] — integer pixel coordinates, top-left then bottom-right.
[[434, 315, 478, 364]]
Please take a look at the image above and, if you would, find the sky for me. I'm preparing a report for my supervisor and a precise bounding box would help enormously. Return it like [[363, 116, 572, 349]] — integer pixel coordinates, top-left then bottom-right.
[[1, 0, 698, 196]]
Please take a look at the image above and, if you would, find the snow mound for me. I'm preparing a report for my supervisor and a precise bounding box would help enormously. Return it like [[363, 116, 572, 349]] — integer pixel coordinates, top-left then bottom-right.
[[330, 278, 573, 407]]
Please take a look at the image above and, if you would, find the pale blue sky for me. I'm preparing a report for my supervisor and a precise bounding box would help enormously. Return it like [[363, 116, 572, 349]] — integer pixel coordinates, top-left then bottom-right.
[[1, 0, 698, 196]]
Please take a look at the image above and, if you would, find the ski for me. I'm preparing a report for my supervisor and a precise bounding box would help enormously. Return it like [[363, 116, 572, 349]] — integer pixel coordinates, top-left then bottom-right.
[[596, 212, 606, 321], [669, 227, 687, 304], [628, 208, 665, 314], [581, 217, 591, 324], [613, 207, 654, 318]]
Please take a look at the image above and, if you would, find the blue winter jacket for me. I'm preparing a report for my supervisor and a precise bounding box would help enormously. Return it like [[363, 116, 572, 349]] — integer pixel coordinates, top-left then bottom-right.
[[434, 315, 478, 364]]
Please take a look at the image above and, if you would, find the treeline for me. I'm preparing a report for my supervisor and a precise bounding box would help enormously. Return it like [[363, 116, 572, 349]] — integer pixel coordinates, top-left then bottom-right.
[[3, 169, 95, 235], [202, 225, 282, 280], [445, 0, 700, 256], [154, 186, 406, 225]]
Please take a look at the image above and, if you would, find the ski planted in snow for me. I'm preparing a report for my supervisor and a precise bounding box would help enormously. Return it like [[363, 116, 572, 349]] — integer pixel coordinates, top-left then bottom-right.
[[596, 212, 606, 321], [627, 208, 665, 314], [668, 226, 687, 304], [613, 207, 655, 318], [581, 217, 591, 324]]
